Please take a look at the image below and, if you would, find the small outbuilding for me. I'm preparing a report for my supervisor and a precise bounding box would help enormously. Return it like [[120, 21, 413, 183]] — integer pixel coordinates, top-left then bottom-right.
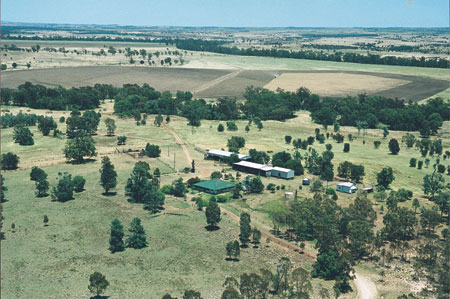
[[336, 182, 357, 194], [271, 167, 295, 179], [193, 179, 235, 195], [362, 187, 374, 193], [302, 178, 310, 186]]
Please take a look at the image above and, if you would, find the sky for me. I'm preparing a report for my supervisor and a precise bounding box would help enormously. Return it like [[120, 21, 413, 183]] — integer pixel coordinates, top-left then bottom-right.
[[2, 0, 449, 27]]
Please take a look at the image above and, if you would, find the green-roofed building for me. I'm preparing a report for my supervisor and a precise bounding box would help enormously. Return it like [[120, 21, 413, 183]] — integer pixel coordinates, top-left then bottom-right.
[[193, 179, 235, 194]]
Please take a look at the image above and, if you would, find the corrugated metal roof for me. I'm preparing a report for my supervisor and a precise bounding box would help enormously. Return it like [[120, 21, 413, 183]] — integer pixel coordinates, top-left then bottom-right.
[[337, 182, 357, 188], [193, 179, 235, 191], [272, 166, 293, 173], [233, 161, 272, 171], [207, 149, 251, 160]]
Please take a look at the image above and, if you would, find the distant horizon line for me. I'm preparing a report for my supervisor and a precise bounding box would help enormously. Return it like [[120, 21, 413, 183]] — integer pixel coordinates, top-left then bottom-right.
[[2, 20, 448, 30]]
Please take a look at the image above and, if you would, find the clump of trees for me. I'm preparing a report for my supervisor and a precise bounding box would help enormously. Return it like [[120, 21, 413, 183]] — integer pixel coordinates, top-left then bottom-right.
[[13, 125, 34, 145]]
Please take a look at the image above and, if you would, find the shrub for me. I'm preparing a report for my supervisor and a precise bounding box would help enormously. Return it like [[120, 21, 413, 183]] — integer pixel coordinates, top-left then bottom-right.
[[160, 184, 174, 195], [217, 123, 224, 132], [409, 158, 417, 167], [343, 143, 350, 152], [72, 175, 86, 192], [187, 177, 201, 187], [326, 188, 336, 195], [226, 121, 238, 131], [1, 152, 19, 170], [417, 160, 423, 169], [59, 116, 65, 123], [374, 141, 381, 149], [437, 164, 445, 173]]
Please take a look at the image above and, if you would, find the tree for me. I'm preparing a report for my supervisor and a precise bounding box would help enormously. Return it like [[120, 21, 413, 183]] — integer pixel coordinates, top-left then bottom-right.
[[291, 267, 313, 299], [233, 240, 241, 260], [377, 167, 395, 189], [251, 228, 261, 246], [172, 178, 187, 197], [343, 143, 350, 152], [210, 171, 222, 180], [104, 118, 116, 136], [227, 136, 245, 152], [13, 125, 34, 145], [88, 272, 109, 298], [126, 162, 151, 203], [37, 116, 57, 136], [388, 138, 400, 155], [117, 136, 127, 145], [285, 159, 304, 175], [0, 174, 6, 205], [245, 125, 250, 133], [126, 217, 147, 249], [1, 152, 19, 170], [257, 122, 263, 131], [143, 143, 161, 158], [248, 177, 264, 193], [285, 135, 292, 144], [43, 215, 49, 226], [239, 212, 251, 247], [423, 172, 445, 200], [412, 198, 420, 214], [154, 114, 163, 127], [217, 124, 224, 132], [72, 175, 86, 192], [374, 140, 381, 149], [205, 200, 221, 228], [420, 209, 441, 235], [226, 121, 238, 131], [109, 218, 125, 253], [51, 172, 74, 202], [182, 290, 203, 299], [64, 135, 97, 163], [409, 158, 417, 167], [30, 166, 47, 181], [382, 207, 417, 241], [99, 157, 117, 195], [35, 177, 49, 197], [143, 186, 165, 213]]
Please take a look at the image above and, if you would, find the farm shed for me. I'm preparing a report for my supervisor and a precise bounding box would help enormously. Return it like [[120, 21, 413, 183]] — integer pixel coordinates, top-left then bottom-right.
[[232, 161, 272, 177], [302, 178, 310, 186], [336, 182, 358, 194], [205, 149, 251, 161], [271, 167, 295, 179], [193, 179, 235, 195]]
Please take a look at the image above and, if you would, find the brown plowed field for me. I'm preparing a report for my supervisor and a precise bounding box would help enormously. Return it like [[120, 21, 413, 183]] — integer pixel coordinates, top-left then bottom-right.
[[1, 66, 447, 101]]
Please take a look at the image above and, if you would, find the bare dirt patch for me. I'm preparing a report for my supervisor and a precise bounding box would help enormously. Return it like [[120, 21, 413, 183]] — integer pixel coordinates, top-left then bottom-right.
[[264, 72, 410, 96]]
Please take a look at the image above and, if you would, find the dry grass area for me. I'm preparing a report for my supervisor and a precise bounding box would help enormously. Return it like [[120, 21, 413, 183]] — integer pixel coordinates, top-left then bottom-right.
[[264, 72, 410, 96]]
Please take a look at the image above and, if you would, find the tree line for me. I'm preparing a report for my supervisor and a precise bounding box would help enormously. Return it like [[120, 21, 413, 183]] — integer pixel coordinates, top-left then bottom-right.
[[3, 82, 447, 134], [174, 39, 450, 68]]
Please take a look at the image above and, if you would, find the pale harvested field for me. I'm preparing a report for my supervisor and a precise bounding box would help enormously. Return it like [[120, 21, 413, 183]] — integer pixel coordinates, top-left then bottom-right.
[[264, 72, 410, 96]]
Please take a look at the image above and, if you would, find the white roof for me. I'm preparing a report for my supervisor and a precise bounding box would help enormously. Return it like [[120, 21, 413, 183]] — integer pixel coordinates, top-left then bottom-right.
[[337, 182, 357, 188], [272, 166, 293, 173], [234, 161, 272, 171], [207, 149, 250, 160]]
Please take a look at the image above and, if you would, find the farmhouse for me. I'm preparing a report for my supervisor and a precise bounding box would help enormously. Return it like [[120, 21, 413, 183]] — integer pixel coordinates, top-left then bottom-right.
[[205, 149, 251, 161], [271, 167, 294, 179], [232, 161, 273, 177], [336, 182, 358, 194], [193, 179, 235, 195]]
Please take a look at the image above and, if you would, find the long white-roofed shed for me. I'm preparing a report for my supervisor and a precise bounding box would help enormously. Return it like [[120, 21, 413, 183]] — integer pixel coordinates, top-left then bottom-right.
[[206, 149, 251, 161]]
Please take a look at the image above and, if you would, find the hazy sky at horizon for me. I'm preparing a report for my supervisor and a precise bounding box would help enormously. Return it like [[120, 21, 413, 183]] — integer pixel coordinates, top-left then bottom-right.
[[2, 0, 449, 27]]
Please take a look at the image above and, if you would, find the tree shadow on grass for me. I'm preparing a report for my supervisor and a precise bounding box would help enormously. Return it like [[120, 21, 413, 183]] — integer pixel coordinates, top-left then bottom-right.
[[67, 158, 97, 165], [205, 225, 220, 231], [102, 192, 117, 197]]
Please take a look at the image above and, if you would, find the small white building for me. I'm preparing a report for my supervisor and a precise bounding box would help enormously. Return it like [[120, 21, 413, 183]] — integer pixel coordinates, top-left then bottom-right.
[[271, 166, 295, 179], [336, 182, 358, 194]]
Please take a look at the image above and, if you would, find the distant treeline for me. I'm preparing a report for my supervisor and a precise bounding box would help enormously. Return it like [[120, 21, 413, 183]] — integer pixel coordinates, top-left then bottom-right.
[[1, 34, 171, 44], [1, 82, 117, 110], [3, 83, 446, 134], [174, 39, 450, 68]]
